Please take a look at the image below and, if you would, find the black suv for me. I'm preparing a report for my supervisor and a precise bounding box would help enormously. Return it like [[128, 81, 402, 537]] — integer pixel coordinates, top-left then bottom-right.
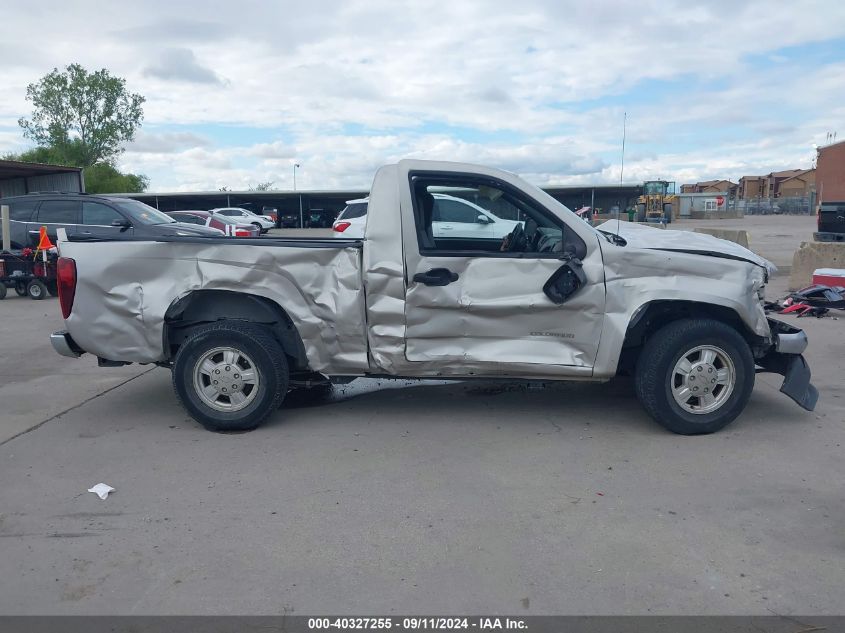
[[0, 193, 221, 249]]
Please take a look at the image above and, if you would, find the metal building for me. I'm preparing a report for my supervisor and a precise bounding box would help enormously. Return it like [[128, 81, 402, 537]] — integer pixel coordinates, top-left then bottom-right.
[[0, 160, 84, 198], [116, 183, 645, 228]]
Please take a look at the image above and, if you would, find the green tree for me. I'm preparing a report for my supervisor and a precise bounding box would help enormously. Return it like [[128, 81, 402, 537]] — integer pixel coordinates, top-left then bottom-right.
[[18, 63, 145, 167], [249, 181, 275, 191], [83, 163, 149, 194]]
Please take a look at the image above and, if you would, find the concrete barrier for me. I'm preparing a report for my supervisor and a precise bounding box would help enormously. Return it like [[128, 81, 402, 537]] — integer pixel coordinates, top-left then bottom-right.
[[789, 241, 845, 290], [692, 227, 750, 249]]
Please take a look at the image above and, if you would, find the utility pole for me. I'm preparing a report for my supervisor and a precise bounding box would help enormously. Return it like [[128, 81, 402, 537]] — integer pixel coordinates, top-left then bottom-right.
[[620, 111, 627, 184]]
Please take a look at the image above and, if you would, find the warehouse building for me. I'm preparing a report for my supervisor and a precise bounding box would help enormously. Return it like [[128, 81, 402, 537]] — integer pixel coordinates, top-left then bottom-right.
[[118, 183, 644, 228], [0, 159, 83, 198]]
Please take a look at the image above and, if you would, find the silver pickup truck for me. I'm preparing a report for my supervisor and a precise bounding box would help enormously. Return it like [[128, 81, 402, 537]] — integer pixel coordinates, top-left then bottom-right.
[[50, 160, 817, 435]]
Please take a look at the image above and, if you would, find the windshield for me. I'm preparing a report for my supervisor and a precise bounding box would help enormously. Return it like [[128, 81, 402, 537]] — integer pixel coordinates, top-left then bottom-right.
[[113, 199, 176, 225]]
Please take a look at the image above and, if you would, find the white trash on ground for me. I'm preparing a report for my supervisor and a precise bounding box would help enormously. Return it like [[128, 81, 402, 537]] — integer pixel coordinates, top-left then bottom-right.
[[87, 483, 115, 500]]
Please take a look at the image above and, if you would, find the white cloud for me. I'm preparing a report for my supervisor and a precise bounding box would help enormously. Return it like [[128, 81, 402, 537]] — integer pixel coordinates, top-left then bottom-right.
[[0, 0, 843, 190]]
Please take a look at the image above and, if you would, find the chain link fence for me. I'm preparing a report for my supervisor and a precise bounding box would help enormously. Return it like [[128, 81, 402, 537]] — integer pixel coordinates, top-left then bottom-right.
[[736, 194, 815, 215]]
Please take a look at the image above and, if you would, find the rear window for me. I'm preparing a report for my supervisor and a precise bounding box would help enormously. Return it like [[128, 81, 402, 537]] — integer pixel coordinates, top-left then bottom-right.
[[35, 200, 80, 224], [340, 203, 367, 220], [7, 199, 38, 221], [171, 213, 204, 225]]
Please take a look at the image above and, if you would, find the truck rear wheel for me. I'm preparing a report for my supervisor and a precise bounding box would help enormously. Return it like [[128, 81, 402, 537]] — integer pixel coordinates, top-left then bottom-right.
[[634, 318, 755, 435], [172, 322, 289, 432]]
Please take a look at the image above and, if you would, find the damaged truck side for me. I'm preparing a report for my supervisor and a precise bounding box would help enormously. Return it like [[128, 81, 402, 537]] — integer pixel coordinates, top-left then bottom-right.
[[50, 160, 818, 435]]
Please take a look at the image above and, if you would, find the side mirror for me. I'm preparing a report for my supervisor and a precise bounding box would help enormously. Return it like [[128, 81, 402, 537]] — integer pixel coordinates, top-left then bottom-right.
[[476, 214, 492, 224], [111, 218, 131, 230], [543, 259, 586, 304]]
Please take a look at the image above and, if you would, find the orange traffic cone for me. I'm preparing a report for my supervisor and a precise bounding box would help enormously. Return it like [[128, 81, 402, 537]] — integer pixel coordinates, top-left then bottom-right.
[[37, 226, 54, 251], [34, 226, 54, 261]]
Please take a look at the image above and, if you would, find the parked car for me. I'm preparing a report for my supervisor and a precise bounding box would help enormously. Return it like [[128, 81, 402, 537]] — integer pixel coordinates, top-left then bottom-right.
[[331, 198, 367, 235], [0, 193, 221, 249], [166, 211, 260, 237], [814, 201, 845, 242], [332, 193, 520, 238], [278, 211, 300, 228], [305, 208, 334, 228], [51, 159, 816, 436], [234, 202, 279, 225], [208, 207, 274, 233]]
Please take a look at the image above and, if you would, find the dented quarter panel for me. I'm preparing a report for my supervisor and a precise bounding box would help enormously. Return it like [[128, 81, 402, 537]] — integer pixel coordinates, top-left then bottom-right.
[[58, 239, 369, 373]]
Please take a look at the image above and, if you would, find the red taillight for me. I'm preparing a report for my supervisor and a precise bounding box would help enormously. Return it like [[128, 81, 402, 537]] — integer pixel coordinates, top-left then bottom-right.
[[57, 257, 77, 319], [235, 229, 251, 236], [333, 221, 351, 233]]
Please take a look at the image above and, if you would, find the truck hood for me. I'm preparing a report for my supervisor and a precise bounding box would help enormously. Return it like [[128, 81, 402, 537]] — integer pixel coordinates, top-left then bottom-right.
[[596, 221, 776, 275]]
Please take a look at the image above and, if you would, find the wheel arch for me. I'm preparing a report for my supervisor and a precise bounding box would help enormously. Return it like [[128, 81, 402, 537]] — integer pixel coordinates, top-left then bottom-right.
[[163, 289, 308, 368], [617, 300, 762, 374]]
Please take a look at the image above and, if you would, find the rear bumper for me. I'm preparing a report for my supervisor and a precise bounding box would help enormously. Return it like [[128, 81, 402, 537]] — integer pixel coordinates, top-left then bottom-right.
[[757, 318, 818, 411], [50, 330, 84, 358], [814, 231, 845, 242]]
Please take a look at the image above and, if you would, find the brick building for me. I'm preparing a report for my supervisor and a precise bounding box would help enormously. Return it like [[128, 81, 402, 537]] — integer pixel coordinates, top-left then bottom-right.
[[739, 169, 808, 199], [816, 140, 845, 203], [680, 179, 737, 196], [778, 169, 815, 198]]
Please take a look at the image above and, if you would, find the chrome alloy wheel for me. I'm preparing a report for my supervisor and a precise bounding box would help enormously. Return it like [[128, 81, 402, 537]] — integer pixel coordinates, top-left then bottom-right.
[[193, 347, 260, 412], [671, 345, 735, 414]]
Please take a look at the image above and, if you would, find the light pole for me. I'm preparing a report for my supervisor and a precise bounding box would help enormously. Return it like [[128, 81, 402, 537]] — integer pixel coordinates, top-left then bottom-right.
[[293, 163, 303, 228]]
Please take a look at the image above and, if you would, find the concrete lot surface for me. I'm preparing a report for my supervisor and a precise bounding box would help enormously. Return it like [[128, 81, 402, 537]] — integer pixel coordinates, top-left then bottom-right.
[[0, 218, 843, 615]]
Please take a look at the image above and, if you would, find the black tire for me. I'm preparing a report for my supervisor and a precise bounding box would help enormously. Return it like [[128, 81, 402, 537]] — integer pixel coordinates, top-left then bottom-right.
[[14, 282, 27, 296], [0, 284, 6, 300], [27, 279, 47, 300], [634, 318, 755, 435], [46, 280, 58, 296], [172, 322, 289, 432]]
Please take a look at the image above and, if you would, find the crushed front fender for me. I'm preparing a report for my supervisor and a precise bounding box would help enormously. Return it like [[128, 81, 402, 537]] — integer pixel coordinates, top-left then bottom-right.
[[757, 319, 819, 411]]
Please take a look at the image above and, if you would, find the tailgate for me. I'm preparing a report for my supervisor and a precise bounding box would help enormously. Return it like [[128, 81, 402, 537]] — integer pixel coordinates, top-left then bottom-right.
[[819, 202, 845, 233]]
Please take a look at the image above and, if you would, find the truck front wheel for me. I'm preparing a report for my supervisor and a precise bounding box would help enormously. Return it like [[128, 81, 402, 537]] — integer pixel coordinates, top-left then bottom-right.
[[173, 322, 289, 432], [634, 318, 755, 435]]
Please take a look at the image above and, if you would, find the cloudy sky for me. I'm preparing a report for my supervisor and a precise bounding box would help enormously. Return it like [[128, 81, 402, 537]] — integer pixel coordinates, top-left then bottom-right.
[[1, 0, 844, 192]]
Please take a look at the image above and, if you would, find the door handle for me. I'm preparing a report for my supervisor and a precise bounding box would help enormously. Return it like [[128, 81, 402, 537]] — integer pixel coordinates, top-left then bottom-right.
[[413, 268, 459, 286]]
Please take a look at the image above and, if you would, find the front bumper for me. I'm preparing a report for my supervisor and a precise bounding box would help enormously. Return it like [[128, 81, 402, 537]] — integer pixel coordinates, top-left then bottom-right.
[[50, 330, 84, 358], [757, 318, 818, 411]]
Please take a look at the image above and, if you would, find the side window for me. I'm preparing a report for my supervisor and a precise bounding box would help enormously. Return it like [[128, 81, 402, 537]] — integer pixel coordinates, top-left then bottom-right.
[[82, 202, 123, 225], [8, 199, 38, 221], [35, 200, 80, 224], [219, 210, 238, 217], [432, 198, 482, 223], [340, 203, 367, 219], [410, 175, 585, 258]]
